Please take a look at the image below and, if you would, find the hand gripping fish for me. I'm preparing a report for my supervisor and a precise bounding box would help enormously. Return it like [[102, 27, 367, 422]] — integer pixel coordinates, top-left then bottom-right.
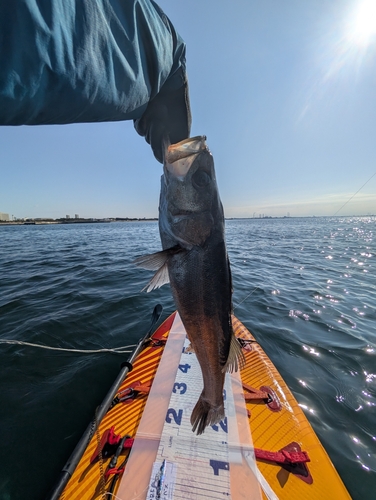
[[135, 136, 244, 434]]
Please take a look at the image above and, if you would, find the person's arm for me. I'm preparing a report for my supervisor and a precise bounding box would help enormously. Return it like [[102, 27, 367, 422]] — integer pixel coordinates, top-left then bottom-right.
[[0, 0, 191, 161], [134, 65, 191, 163], [134, 0, 191, 162]]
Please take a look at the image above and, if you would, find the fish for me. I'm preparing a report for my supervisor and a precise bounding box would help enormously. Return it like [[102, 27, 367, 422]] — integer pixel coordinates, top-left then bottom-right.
[[134, 136, 244, 434]]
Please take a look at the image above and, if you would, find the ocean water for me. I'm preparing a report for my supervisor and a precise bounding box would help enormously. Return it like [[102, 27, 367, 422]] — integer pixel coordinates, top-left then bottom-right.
[[0, 218, 375, 499]]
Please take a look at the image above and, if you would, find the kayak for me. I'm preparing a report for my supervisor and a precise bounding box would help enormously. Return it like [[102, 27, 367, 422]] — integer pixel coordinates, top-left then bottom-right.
[[47, 305, 351, 499]]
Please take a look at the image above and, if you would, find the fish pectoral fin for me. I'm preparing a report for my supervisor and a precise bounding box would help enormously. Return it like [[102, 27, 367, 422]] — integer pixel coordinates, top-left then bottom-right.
[[223, 334, 246, 373], [133, 246, 183, 293], [133, 249, 171, 271], [141, 262, 170, 292]]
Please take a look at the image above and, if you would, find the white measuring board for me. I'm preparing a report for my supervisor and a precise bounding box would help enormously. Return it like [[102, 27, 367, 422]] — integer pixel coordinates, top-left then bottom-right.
[[119, 313, 263, 500], [146, 336, 233, 500]]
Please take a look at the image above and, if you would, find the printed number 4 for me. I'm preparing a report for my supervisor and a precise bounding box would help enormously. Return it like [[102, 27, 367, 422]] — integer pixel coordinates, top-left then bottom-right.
[[178, 363, 191, 373], [166, 408, 183, 425]]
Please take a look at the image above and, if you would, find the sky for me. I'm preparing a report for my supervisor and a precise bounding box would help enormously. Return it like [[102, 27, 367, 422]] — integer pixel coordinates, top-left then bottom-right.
[[1, 0, 376, 219]]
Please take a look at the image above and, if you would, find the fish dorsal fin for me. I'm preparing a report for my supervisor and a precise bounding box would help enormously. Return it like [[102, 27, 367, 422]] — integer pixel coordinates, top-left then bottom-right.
[[133, 246, 182, 293], [223, 334, 246, 373]]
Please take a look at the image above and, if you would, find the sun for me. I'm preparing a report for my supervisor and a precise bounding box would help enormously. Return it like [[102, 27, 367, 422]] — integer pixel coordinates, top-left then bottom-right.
[[349, 0, 376, 46]]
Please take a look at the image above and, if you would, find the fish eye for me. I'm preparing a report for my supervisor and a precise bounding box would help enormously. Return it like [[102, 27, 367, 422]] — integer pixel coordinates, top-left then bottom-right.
[[192, 170, 211, 188]]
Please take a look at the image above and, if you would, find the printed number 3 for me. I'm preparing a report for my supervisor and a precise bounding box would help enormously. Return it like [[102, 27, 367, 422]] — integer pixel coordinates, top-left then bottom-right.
[[172, 382, 187, 394]]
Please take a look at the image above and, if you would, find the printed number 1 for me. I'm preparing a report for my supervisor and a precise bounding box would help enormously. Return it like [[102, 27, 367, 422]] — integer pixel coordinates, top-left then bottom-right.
[[209, 459, 229, 476]]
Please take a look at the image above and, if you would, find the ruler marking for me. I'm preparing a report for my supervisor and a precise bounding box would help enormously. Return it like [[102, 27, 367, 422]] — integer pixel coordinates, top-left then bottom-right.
[[147, 335, 231, 499]]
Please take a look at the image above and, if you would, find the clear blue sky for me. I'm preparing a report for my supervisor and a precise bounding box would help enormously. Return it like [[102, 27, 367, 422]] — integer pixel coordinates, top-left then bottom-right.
[[1, 0, 375, 219]]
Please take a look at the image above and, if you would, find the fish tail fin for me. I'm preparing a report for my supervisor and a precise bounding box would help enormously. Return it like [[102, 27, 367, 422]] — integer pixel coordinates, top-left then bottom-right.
[[190, 394, 224, 435], [223, 334, 246, 373]]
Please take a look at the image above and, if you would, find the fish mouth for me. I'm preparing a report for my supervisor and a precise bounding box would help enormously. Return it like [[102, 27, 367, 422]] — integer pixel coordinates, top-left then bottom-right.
[[164, 136, 208, 179]]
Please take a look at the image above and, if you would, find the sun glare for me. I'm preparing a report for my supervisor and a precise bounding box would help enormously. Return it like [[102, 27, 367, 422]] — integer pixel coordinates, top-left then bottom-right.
[[349, 0, 376, 45]]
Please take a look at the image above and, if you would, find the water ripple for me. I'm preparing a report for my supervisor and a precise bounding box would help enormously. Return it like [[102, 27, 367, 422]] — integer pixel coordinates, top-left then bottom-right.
[[1, 218, 376, 499]]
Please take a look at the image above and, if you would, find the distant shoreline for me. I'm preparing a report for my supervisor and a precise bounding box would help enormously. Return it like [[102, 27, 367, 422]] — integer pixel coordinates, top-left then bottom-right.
[[0, 218, 158, 226], [1, 214, 375, 227]]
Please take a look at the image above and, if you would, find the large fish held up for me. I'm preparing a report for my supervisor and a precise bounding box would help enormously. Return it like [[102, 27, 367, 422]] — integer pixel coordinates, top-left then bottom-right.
[[135, 136, 244, 434]]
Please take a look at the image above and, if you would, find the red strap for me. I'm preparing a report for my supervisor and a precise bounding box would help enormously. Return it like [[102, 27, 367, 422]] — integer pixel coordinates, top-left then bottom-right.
[[123, 437, 134, 449], [242, 383, 269, 400], [151, 338, 167, 347], [105, 467, 125, 479], [243, 383, 282, 412], [118, 381, 151, 397], [90, 428, 134, 463], [132, 382, 151, 394], [255, 448, 310, 464], [243, 390, 269, 400], [117, 381, 152, 404]]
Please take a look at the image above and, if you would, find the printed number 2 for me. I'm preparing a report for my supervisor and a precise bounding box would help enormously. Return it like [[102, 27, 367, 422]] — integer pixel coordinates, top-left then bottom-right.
[[178, 363, 191, 373], [173, 382, 187, 394], [211, 417, 228, 434], [166, 408, 183, 425]]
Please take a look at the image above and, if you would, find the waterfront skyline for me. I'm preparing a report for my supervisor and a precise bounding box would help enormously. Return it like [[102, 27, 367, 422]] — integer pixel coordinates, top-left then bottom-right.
[[1, 0, 376, 219]]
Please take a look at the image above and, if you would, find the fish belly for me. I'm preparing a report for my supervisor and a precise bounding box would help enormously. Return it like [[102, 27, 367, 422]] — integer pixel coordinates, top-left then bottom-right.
[[167, 244, 232, 433]]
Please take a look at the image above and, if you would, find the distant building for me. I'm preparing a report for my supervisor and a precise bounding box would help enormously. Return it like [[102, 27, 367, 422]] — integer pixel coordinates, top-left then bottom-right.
[[0, 212, 10, 221], [75, 214, 79, 219], [66, 215, 70, 219]]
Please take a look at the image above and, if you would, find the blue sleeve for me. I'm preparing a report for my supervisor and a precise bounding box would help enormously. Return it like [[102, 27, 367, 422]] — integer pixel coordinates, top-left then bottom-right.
[[0, 0, 187, 125]]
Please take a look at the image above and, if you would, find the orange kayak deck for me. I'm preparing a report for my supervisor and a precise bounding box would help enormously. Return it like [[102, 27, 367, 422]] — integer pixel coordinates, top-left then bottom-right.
[[59, 311, 351, 500]]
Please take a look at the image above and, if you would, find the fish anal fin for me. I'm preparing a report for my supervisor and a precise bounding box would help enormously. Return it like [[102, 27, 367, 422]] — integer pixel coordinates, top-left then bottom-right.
[[222, 334, 246, 373]]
